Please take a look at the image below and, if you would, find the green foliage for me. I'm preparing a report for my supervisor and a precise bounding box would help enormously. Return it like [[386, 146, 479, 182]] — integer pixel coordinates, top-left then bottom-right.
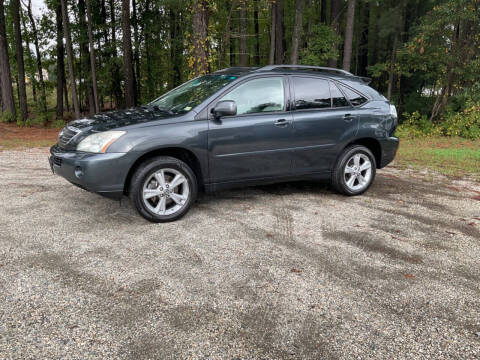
[[397, 111, 442, 138], [398, 102, 480, 140], [397, 0, 480, 118], [443, 103, 480, 140], [50, 118, 66, 129], [1, 111, 16, 123], [299, 24, 340, 66]]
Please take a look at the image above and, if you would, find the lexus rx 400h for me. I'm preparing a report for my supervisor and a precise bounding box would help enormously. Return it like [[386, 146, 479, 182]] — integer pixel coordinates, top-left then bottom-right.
[[50, 65, 399, 222]]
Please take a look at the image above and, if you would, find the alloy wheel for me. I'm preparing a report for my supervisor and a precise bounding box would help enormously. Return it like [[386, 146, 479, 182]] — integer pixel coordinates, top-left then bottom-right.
[[142, 168, 190, 216], [343, 153, 372, 192]]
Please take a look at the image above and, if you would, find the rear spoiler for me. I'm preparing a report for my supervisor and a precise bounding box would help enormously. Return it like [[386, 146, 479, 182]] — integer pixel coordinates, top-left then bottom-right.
[[355, 76, 372, 84]]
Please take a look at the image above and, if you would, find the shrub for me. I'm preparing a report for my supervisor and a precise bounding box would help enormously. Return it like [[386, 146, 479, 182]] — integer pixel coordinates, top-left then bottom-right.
[[443, 103, 480, 140], [396, 111, 441, 138], [50, 118, 66, 129], [0, 111, 16, 123], [397, 104, 480, 140]]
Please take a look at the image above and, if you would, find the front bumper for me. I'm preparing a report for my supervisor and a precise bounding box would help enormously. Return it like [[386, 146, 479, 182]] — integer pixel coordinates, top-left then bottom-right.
[[49, 145, 135, 199], [378, 136, 399, 168]]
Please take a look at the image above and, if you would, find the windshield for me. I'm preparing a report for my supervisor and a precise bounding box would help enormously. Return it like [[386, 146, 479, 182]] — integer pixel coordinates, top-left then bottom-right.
[[149, 75, 238, 115]]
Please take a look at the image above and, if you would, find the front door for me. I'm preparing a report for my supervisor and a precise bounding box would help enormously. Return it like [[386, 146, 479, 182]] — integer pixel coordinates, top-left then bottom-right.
[[208, 76, 295, 183]]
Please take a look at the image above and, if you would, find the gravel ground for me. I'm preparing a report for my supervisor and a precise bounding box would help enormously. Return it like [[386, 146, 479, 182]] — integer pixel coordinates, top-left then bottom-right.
[[0, 148, 479, 359]]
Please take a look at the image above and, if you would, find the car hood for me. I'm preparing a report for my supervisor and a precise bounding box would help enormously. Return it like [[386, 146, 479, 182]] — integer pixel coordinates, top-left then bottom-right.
[[57, 107, 174, 150], [68, 107, 174, 131]]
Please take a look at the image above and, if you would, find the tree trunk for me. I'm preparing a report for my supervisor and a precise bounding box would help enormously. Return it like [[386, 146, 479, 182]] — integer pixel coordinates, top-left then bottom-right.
[[20, 7, 37, 103], [290, 0, 305, 64], [55, 3, 64, 118], [12, 0, 28, 121], [63, 72, 69, 111], [61, 0, 81, 119], [387, 34, 398, 100], [0, 0, 16, 118], [229, 9, 236, 66], [367, 0, 377, 67], [169, 7, 183, 88], [269, 1, 276, 65], [79, 0, 95, 115], [144, 0, 154, 100], [239, 0, 248, 66], [342, 0, 356, 72], [218, 0, 236, 68], [328, 0, 341, 67], [253, 0, 260, 65], [132, 0, 140, 102], [85, 0, 99, 113], [122, 0, 135, 107], [109, 0, 122, 108], [26, 0, 47, 114], [274, 0, 284, 64], [357, 1, 369, 76], [191, 0, 209, 76], [320, 0, 327, 24]]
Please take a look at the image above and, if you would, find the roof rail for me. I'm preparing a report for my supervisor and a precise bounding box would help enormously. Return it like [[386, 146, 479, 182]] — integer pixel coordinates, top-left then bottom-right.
[[214, 67, 258, 73], [255, 65, 353, 76]]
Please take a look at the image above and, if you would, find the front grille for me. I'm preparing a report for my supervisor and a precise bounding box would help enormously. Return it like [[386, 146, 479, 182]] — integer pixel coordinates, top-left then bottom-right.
[[58, 126, 80, 148], [52, 156, 62, 167]]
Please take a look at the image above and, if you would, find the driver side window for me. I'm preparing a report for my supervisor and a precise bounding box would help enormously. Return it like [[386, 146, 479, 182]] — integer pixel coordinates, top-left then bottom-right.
[[219, 77, 285, 115]]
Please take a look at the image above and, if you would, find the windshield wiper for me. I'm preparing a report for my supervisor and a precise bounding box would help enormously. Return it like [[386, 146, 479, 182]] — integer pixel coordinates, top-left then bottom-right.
[[141, 104, 175, 115], [152, 105, 175, 115]]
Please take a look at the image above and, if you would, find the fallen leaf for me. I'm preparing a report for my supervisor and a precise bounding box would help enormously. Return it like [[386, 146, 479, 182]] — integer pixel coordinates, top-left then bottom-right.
[[404, 273, 415, 279], [445, 231, 456, 235], [291, 268, 302, 273], [468, 222, 476, 226]]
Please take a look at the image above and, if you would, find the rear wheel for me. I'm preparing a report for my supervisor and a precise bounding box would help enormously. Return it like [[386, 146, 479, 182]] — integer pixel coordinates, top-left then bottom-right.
[[332, 145, 376, 196], [129, 156, 197, 222]]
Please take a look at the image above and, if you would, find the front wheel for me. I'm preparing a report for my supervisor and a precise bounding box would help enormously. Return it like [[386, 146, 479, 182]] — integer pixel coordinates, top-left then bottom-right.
[[332, 145, 376, 196], [129, 156, 198, 222]]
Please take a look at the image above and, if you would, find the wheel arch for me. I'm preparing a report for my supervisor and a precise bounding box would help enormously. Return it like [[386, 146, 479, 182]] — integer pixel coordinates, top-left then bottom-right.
[[341, 137, 382, 168], [124, 147, 204, 195]]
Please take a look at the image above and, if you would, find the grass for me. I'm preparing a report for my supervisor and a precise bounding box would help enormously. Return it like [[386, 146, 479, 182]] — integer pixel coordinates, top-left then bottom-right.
[[394, 136, 480, 179]]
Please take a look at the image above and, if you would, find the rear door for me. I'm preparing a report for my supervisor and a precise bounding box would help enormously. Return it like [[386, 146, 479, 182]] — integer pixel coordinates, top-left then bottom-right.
[[208, 76, 295, 183], [289, 76, 359, 174]]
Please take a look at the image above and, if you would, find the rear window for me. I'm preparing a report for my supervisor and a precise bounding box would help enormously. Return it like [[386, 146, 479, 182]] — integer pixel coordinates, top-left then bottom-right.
[[338, 84, 368, 106], [292, 77, 331, 110]]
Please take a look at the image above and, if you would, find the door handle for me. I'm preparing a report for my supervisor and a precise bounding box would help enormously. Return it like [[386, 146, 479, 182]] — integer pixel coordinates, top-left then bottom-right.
[[274, 118, 289, 127], [343, 114, 355, 122]]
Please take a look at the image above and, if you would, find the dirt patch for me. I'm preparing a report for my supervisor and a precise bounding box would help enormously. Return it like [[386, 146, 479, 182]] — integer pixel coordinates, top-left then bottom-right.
[[0, 123, 59, 149]]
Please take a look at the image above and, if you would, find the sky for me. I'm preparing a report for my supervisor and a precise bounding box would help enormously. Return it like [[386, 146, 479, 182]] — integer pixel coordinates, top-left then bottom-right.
[[30, 0, 46, 16]]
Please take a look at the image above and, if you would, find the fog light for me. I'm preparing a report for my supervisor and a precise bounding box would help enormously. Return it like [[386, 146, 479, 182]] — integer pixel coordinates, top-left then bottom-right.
[[74, 166, 84, 178]]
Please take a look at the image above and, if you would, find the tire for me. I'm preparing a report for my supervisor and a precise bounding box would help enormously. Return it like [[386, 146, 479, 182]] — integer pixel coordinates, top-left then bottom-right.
[[332, 145, 376, 196], [129, 156, 198, 222]]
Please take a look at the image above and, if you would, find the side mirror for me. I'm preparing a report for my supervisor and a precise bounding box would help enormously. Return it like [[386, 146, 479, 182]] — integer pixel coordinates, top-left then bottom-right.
[[213, 100, 237, 119]]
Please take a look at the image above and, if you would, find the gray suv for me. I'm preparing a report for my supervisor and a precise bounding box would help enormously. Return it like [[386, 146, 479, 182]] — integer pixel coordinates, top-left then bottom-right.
[[49, 65, 399, 222]]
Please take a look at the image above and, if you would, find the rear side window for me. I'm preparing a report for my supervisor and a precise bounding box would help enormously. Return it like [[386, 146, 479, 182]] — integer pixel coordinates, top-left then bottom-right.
[[292, 77, 331, 110], [329, 82, 349, 107], [338, 84, 368, 106]]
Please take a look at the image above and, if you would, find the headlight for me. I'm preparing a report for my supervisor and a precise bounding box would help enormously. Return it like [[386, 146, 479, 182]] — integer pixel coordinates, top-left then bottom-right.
[[76, 131, 126, 153]]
